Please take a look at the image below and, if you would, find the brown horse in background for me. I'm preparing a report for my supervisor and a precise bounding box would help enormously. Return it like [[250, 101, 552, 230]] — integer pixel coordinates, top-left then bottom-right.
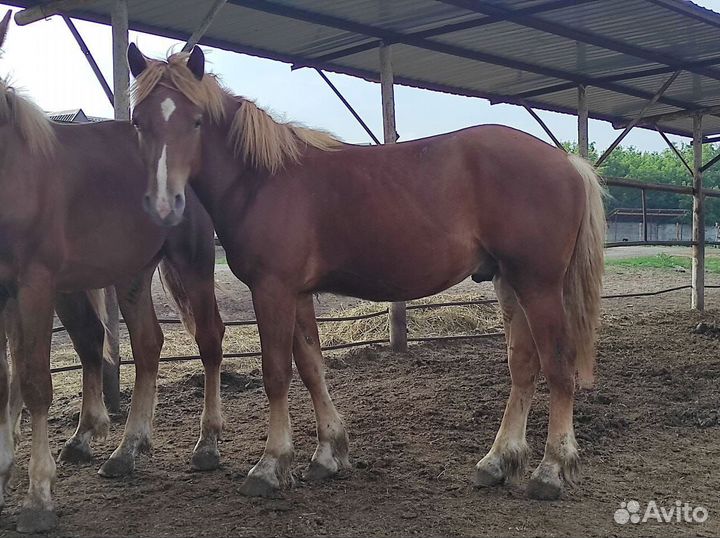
[[128, 45, 605, 502], [0, 15, 224, 533]]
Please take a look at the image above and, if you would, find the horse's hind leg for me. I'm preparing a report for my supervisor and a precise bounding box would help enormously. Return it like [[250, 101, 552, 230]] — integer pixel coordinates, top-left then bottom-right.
[[512, 276, 579, 500], [293, 294, 349, 481], [98, 269, 162, 478], [55, 291, 111, 463], [0, 308, 15, 516], [474, 275, 538, 487], [159, 260, 225, 471], [9, 266, 57, 532]]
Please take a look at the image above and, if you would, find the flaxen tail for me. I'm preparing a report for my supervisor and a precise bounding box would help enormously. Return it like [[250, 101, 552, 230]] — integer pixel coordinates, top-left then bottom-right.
[[85, 288, 113, 364], [565, 154, 606, 388], [159, 260, 197, 338]]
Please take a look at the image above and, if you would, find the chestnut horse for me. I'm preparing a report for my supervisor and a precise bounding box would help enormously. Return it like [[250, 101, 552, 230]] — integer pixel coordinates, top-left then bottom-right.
[[0, 15, 224, 533], [128, 45, 605, 502]]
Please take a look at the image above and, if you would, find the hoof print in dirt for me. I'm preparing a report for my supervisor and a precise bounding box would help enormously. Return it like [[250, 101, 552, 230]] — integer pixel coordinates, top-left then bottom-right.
[[16, 508, 58, 534]]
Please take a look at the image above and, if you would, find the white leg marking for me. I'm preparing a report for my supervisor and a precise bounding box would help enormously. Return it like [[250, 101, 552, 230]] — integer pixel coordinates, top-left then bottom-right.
[[161, 97, 176, 122]]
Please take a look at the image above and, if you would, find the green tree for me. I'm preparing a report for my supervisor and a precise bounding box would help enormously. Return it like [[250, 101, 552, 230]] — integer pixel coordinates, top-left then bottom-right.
[[564, 142, 720, 225]]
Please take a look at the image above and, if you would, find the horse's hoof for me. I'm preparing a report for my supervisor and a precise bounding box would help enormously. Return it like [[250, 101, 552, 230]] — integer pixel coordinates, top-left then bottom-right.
[[239, 475, 282, 498], [190, 447, 220, 472], [16, 508, 58, 533], [59, 439, 93, 464], [473, 458, 505, 488], [98, 454, 135, 478], [304, 460, 337, 482], [527, 464, 562, 500]]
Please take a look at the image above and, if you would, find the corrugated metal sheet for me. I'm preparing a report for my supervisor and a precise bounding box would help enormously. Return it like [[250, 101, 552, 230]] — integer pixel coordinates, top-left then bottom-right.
[[9, 0, 720, 137]]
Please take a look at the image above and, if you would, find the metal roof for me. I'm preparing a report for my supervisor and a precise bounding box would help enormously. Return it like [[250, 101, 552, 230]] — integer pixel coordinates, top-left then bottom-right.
[[10, 0, 720, 138]]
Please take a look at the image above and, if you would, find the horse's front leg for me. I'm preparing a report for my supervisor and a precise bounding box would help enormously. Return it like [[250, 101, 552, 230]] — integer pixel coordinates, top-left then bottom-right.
[[99, 269, 162, 478], [9, 266, 57, 533], [240, 282, 296, 498], [293, 294, 349, 480]]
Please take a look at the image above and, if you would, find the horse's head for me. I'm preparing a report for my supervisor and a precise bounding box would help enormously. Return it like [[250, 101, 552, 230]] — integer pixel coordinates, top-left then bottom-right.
[[0, 10, 12, 50], [128, 43, 208, 227]]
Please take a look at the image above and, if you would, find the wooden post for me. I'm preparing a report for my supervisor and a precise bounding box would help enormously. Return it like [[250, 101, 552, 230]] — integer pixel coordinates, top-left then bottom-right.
[[577, 85, 589, 158], [641, 188, 648, 242], [103, 0, 129, 413], [692, 114, 705, 311], [112, 0, 129, 121], [379, 43, 407, 352]]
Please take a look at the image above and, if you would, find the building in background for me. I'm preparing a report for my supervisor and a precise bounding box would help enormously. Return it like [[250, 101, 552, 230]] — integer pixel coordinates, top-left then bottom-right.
[[47, 108, 106, 123]]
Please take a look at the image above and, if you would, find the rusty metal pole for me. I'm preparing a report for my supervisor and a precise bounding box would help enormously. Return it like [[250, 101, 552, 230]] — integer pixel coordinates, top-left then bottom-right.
[[692, 114, 705, 311], [379, 43, 407, 352], [578, 85, 589, 158], [103, 0, 129, 413]]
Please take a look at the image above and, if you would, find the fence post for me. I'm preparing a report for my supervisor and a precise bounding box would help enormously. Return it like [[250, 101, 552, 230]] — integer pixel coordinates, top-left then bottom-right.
[[692, 114, 705, 311], [577, 85, 588, 158], [102, 0, 130, 413], [379, 43, 407, 352]]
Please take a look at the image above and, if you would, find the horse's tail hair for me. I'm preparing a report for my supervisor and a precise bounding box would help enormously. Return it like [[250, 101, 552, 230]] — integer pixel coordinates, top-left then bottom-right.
[[565, 154, 606, 388], [159, 260, 197, 338], [85, 288, 113, 364]]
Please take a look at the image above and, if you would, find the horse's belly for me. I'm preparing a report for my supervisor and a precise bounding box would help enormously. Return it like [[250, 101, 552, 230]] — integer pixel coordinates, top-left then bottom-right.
[[319, 247, 494, 302]]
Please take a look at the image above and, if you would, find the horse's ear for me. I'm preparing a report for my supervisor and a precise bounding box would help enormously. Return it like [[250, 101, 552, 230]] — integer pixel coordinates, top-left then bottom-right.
[[186, 46, 205, 81], [127, 42, 148, 79], [0, 10, 12, 50]]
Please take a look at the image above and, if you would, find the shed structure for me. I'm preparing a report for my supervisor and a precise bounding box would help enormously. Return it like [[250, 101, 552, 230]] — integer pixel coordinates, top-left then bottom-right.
[[9, 1, 720, 384]]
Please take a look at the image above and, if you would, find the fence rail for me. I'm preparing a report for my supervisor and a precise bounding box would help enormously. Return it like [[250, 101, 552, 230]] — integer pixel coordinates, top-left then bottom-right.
[[49, 284, 717, 374], [48, 176, 720, 375]]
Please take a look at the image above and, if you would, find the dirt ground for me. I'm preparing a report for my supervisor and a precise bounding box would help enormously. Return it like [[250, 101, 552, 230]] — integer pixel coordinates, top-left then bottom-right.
[[1, 254, 720, 537]]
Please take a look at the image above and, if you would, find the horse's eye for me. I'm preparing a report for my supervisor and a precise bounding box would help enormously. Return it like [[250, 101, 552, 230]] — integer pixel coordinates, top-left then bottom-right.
[[194, 118, 202, 129]]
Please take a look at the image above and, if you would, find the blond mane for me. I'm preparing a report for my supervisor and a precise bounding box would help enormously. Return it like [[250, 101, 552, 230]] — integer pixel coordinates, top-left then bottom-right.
[[130, 52, 341, 174], [0, 78, 55, 158]]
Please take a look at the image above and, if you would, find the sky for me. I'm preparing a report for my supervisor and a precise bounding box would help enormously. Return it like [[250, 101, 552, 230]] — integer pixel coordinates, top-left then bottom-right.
[[0, 1, 718, 151]]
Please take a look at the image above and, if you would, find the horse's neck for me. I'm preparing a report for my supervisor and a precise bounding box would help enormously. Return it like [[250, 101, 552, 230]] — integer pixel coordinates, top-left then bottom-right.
[[194, 118, 250, 218]]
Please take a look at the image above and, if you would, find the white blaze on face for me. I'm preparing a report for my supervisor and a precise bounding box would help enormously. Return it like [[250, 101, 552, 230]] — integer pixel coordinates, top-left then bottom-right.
[[155, 144, 171, 219], [161, 97, 176, 122]]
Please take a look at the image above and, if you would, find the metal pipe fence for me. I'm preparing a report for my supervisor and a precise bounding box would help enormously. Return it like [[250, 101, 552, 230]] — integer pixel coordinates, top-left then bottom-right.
[[48, 176, 720, 375]]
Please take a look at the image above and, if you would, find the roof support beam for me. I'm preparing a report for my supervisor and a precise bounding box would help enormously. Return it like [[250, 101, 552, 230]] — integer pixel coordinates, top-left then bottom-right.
[[314, 68, 381, 145], [616, 103, 720, 127], [578, 85, 588, 158], [440, 0, 720, 82], [595, 70, 680, 167], [656, 128, 693, 176], [62, 16, 114, 106], [308, 0, 599, 64], [14, 0, 98, 25], [700, 151, 720, 173], [515, 60, 720, 100], [228, 0, 701, 112], [182, 0, 227, 52], [524, 104, 564, 150]]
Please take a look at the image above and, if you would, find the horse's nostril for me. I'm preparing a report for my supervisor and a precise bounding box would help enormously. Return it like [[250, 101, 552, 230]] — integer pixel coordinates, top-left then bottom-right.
[[174, 193, 185, 211], [142, 194, 152, 213]]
